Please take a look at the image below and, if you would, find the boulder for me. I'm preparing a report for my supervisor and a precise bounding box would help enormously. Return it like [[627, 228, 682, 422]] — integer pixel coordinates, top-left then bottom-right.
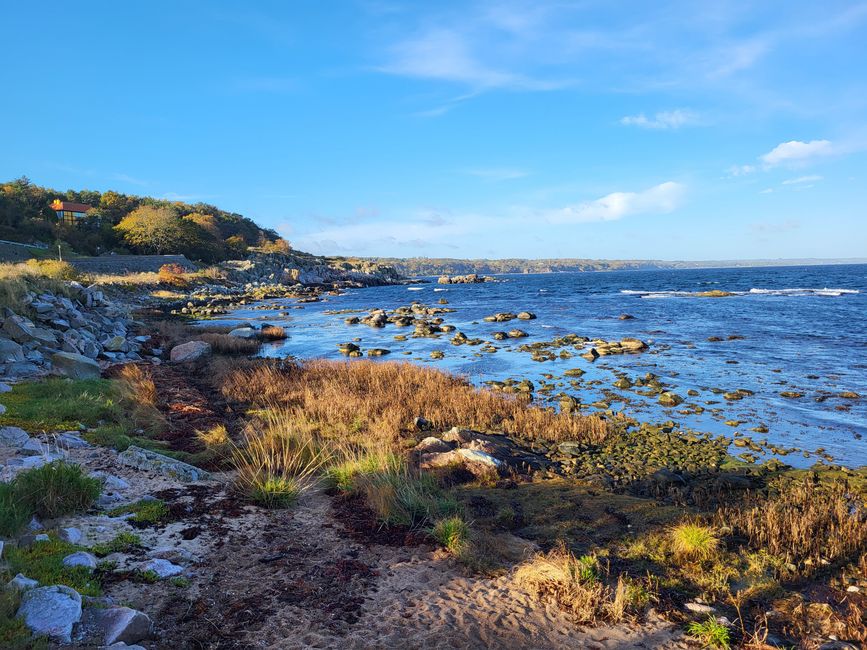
[[98, 606, 153, 646], [228, 327, 258, 339], [118, 446, 211, 482], [169, 340, 211, 363], [0, 426, 30, 448], [17, 585, 82, 643], [516, 312, 537, 320], [0, 337, 25, 362], [658, 392, 684, 407], [143, 558, 184, 578], [51, 352, 101, 379], [59, 527, 83, 544], [62, 552, 98, 570], [6, 573, 38, 591], [103, 336, 127, 352], [415, 437, 455, 454], [2, 315, 38, 343]]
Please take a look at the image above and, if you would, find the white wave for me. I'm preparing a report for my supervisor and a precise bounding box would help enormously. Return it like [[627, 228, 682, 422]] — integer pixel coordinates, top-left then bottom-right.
[[433, 288, 448, 292], [749, 287, 859, 297], [407, 287, 424, 291]]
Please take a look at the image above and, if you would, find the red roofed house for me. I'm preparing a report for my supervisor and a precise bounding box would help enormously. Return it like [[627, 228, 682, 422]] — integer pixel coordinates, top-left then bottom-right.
[[50, 199, 93, 226]]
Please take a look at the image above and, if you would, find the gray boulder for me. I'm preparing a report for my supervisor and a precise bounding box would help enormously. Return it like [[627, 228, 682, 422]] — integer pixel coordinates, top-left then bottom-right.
[[143, 558, 184, 578], [7, 573, 39, 591], [0, 426, 30, 448], [169, 340, 211, 363], [62, 551, 98, 571], [0, 337, 25, 362], [98, 606, 153, 645], [51, 352, 101, 379], [228, 327, 258, 339], [117, 446, 211, 482], [59, 527, 83, 544], [17, 585, 83, 642]]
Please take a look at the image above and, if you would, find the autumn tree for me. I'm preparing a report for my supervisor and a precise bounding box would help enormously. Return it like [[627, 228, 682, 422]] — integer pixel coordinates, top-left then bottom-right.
[[115, 206, 190, 254]]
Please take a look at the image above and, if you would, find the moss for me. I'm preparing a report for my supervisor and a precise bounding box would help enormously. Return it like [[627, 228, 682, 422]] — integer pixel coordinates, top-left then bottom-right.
[[108, 499, 169, 525], [91, 532, 142, 557]]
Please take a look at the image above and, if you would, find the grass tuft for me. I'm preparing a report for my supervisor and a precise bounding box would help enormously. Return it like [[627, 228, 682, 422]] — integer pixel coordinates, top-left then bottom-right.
[[431, 516, 471, 554], [13, 461, 101, 520], [669, 522, 720, 562], [91, 532, 142, 557], [686, 615, 731, 649], [108, 499, 169, 525]]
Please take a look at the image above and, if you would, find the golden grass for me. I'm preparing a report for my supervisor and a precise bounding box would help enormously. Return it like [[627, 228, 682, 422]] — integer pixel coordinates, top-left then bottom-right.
[[199, 332, 262, 355], [0, 261, 77, 313], [115, 364, 165, 433], [259, 325, 287, 341], [218, 359, 609, 445], [669, 522, 720, 562], [514, 544, 646, 624], [716, 478, 867, 574], [231, 406, 330, 507]]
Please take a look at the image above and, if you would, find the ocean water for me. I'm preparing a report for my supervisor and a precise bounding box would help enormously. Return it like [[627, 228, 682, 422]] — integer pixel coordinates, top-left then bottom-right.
[[208, 264, 867, 467]]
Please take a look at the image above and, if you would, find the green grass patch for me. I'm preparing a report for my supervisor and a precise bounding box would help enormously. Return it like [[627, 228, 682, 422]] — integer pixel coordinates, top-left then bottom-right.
[[0, 379, 122, 432], [135, 569, 160, 584], [83, 424, 191, 463], [91, 532, 142, 557], [431, 516, 470, 554], [0, 482, 33, 538], [686, 615, 731, 649], [108, 499, 169, 525], [4, 537, 102, 597], [14, 461, 101, 520]]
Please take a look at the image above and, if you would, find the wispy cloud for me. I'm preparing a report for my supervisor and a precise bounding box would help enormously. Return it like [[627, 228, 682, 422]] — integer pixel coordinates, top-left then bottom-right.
[[620, 109, 699, 129], [545, 182, 685, 224], [782, 174, 823, 185], [462, 167, 529, 181], [761, 140, 833, 166]]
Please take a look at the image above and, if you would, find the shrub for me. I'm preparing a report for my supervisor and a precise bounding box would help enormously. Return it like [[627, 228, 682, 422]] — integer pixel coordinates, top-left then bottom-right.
[[0, 482, 33, 537], [24, 259, 79, 281], [13, 461, 101, 520], [670, 523, 720, 562], [199, 333, 261, 355], [686, 615, 731, 649], [431, 516, 470, 554], [158, 263, 189, 287]]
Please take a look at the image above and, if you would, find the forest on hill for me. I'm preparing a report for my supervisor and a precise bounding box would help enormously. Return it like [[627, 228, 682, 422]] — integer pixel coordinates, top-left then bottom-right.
[[0, 177, 287, 263]]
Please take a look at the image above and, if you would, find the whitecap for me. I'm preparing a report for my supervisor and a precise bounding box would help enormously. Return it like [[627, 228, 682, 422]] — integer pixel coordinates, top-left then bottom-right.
[[407, 287, 424, 291]]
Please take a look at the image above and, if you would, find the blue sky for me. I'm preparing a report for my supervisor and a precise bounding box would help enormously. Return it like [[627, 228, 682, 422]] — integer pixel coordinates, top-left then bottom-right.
[[2, 1, 866, 260]]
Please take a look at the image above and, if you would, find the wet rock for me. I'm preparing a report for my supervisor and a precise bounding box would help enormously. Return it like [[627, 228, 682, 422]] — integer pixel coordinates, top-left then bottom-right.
[[618, 314, 635, 320], [367, 348, 391, 357], [619, 338, 647, 351], [780, 391, 804, 399], [337, 342, 360, 355], [169, 341, 211, 363], [658, 392, 684, 407], [17, 585, 82, 643], [516, 312, 536, 320], [430, 350, 444, 360], [51, 352, 101, 379], [507, 329, 528, 339]]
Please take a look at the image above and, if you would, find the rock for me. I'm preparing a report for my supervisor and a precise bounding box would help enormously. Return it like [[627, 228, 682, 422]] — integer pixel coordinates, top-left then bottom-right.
[[0, 426, 30, 448], [516, 312, 536, 320], [2, 315, 38, 344], [618, 313, 635, 320], [90, 471, 130, 491], [59, 527, 83, 544], [0, 337, 25, 362], [62, 551, 98, 570], [98, 606, 153, 645], [51, 352, 101, 379], [0, 539, 3, 560], [337, 342, 360, 355], [17, 585, 83, 643], [658, 392, 684, 407], [507, 329, 528, 338], [103, 336, 127, 352], [619, 338, 648, 351], [0, 381, 11, 392], [143, 558, 184, 578], [21, 437, 48, 455], [118, 446, 211, 482], [366, 348, 391, 357], [415, 437, 455, 454], [169, 341, 211, 363], [228, 327, 258, 339], [685, 602, 716, 614], [7, 573, 39, 591], [56, 432, 91, 449]]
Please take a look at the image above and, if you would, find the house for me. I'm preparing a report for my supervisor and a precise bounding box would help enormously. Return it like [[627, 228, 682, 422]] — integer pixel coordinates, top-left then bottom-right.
[[50, 199, 93, 225]]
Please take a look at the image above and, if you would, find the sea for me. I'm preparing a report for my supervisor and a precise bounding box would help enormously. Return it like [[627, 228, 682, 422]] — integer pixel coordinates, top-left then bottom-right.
[[206, 264, 867, 468]]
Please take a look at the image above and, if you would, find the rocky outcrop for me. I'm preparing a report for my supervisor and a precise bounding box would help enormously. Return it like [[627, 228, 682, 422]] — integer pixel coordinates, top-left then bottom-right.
[[222, 251, 402, 288], [0, 283, 150, 381], [437, 274, 496, 284], [117, 445, 211, 482]]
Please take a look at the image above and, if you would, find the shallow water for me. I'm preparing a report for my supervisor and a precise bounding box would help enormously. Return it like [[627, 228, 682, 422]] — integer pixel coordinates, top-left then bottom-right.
[[206, 264, 867, 467]]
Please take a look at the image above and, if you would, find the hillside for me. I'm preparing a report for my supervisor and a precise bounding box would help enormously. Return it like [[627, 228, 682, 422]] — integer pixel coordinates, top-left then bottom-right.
[[0, 177, 284, 263]]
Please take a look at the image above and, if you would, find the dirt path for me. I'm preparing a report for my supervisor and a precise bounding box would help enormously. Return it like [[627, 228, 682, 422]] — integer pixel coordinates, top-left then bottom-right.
[[144, 487, 690, 650]]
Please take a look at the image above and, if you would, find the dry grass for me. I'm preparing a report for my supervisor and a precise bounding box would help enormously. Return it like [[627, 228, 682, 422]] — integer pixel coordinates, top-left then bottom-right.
[[199, 332, 262, 355], [218, 359, 609, 445], [717, 479, 867, 575], [514, 544, 648, 624], [115, 364, 165, 433], [231, 406, 329, 507], [259, 325, 287, 341], [0, 261, 77, 313], [85, 271, 161, 286]]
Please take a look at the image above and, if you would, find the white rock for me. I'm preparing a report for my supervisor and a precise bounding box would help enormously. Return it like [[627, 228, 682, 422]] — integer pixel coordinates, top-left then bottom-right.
[[98, 606, 153, 645], [169, 341, 211, 363], [62, 551, 98, 570], [685, 602, 716, 614], [142, 558, 184, 578], [846, 585, 860, 593], [59, 527, 83, 544], [17, 585, 83, 642]]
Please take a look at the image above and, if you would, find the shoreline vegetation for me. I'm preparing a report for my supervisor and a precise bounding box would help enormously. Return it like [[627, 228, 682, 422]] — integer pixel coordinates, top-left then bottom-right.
[[0, 189, 864, 647]]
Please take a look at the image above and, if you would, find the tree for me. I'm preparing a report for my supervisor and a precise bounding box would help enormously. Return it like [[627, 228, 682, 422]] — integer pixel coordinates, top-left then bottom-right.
[[115, 205, 188, 254]]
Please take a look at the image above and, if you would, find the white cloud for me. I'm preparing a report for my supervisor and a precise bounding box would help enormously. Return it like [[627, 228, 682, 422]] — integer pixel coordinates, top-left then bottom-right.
[[760, 188, 774, 194], [760, 139, 833, 166], [727, 164, 757, 176], [463, 167, 529, 181], [620, 109, 699, 129], [782, 174, 823, 185], [545, 181, 685, 224]]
